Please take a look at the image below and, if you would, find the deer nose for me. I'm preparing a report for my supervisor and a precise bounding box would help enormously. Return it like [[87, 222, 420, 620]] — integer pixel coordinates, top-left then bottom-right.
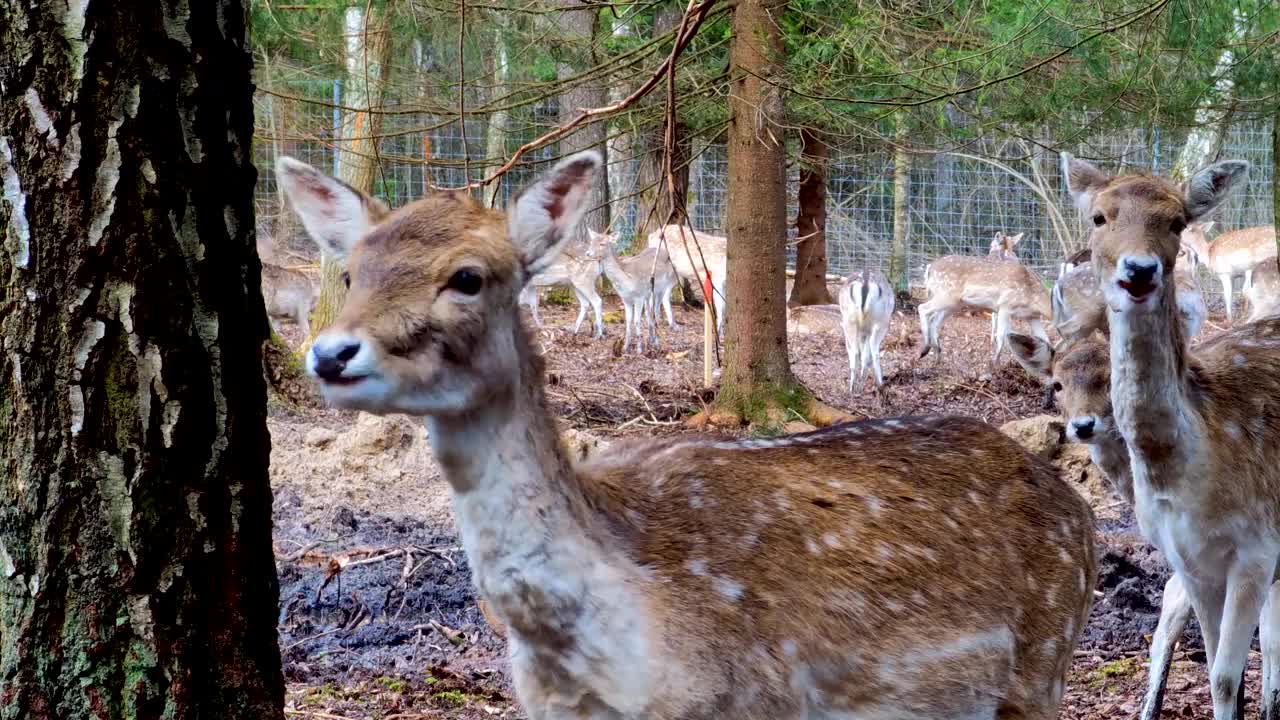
[[309, 335, 363, 382], [1118, 256, 1161, 300], [1071, 418, 1096, 440]]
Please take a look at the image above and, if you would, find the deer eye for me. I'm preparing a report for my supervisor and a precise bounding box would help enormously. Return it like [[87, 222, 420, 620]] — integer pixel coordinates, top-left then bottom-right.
[[445, 268, 484, 296], [1053, 381, 1063, 392], [341, 272, 351, 289], [1092, 213, 1106, 227], [1170, 218, 1186, 235]]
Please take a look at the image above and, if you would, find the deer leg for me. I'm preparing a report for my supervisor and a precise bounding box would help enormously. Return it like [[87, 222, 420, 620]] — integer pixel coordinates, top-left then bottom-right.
[[1261, 579, 1280, 720], [1246, 268, 1255, 292], [1028, 317, 1050, 345], [1220, 273, 1235, 322], [589, 287, 605, 339], [662, 290, 678, 329], [571, 288, 589, 335], [622, 301, 634, 353], [870, 322, 888, 387], [1210, 563, 1269, 720], [991, 308, 1011, 366], [1140, 574, 1193, 720], [917, 302, 936, 359]]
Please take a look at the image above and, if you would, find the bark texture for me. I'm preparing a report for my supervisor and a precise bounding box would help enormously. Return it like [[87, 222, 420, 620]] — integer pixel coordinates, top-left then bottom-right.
[[311, 4, 392, 342], [0, 2, 283, 717], [717, 0, 795, 417], [889, 118, 912, 293], [1274, 112, 1279, 271], [790, 128, 833, 306], [557, 0, 609, 238]]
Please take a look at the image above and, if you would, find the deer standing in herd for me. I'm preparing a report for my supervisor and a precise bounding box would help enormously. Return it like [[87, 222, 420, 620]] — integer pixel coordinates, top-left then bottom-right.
[[838, 268, 894, 392], [1180, 222, 1278, 322], [1064, 152, 1280, 720], [648, 224, 727, 336], [1245, 258, 1280, 323], [599, 230, 679, 353], [518, 232, 607, 337], [278, 151, 1098, 720]]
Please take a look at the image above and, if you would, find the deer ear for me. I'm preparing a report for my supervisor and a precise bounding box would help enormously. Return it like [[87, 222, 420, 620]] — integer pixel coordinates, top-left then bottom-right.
[[1010, 232, 1025, 245], [1201, 221, 1216, 234], [276, 156, 377, 262], [1062, 153, 1110, 213], [1185, 161, 1249, 221], [1007, 333, 1054, 378], [509, 151, 602, 279]]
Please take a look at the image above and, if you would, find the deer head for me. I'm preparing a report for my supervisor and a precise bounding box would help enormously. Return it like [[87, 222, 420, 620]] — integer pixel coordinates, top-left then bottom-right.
[[1008, 334, 1112, 444], [988, 231, 1025, 260], [1062, 153, 1248, 315], [276, 152, 602, 416]]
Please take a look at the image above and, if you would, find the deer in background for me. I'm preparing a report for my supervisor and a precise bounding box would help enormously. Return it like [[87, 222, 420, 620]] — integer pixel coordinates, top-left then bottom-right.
[[917, 251, 1051, 365], [1180, 222, 1279, 321], [1058, 246, 1092, 279], [1052, 230, 1208, 345], [261, 262, 319, 339], [518, 232, 606, 337], [1065, 152, 1280, 720], [279, 150, 1098, 720], [988, 231, 1025, 260], [1244, 258, 1280, 323], [1007, 329, 1280, 720], [648, 224, 726, 336], [838, 268, 894, 392], [599, 231, 679, 353]]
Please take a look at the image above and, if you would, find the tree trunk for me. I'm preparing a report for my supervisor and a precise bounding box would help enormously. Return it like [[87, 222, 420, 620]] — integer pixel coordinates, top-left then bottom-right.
[[310, 4, 392, 343], [483, 17, 510, 208], [557, 0, 609, 238], [790, 128, 833, 306], [634, 5, 689, 241], [606, 14, 637, 229], [889, 117, 912, 294], [716, 0, 797, 422], [1273, 112, 1279, 271], [0, 1, 283, 717]]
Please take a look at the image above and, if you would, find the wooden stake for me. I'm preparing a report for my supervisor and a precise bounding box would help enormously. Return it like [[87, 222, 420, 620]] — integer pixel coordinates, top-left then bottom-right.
[[703, 270, 714, 388]]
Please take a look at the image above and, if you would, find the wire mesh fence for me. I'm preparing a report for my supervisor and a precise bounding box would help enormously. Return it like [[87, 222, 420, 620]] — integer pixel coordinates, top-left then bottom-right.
[[253, 87, 1274, 306]]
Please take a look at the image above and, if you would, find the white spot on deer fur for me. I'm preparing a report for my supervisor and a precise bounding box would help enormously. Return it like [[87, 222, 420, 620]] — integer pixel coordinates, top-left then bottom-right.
[[1, 137, 30, 269], [823, 533, 841, 549], [968, 490, 981, 505], [685, 558, 708, 577], [774, 489, 791, 511], [712, 575, 744, 601], [885, 420, 904, 429], [24, 90, 56, 144], [689, 495, 703, 509], [711, 456, 728, 466], [1059, 547, 1073, 564], [87, 120, 123, 246], [781, 639, 798, 657], [1234, 353, 1247, 366], [1223, 421, 1242, 440], [877, 543, 894, 562], [945, 516, 960, 530], [806, 538, 821, 555], [68, 386, 85, 435], [865, 496, 884, 515]]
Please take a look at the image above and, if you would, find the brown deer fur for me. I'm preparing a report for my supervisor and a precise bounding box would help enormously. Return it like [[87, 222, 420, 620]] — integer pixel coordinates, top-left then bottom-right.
[[278, 151, 1098, 720], [1064, 152, 1280, 720]]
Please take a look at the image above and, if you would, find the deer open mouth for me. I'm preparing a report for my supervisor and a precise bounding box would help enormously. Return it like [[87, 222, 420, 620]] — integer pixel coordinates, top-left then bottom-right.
[[1117, 279, 1156, 303], [321, 374, 368, 387]]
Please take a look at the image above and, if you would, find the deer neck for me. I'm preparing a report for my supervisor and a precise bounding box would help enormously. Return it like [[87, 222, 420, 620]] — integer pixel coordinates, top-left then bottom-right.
[[1106, 283, 1203, 493], [424, 318, 607, 635]]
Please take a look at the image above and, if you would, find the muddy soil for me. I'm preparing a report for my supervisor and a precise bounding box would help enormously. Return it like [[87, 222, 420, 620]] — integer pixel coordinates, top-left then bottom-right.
[[272, 300, 1248, 720]]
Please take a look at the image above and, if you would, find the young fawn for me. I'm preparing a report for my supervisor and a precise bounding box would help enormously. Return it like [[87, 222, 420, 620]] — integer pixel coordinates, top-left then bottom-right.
[[917, 254, 1051, 365], [1065, 152, 1280, 719], [518, 232, 606, 337], [279, 151, 1097, 719], [838, 268, 894, 391], [599, 231, 679, 353], [1008, 329, 1280, 720]]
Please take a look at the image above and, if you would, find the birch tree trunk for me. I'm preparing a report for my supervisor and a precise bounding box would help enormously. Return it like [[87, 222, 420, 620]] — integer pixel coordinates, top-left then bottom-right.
[[310, 4, 392, 343], [889, 117, 912, 293], [483, 17, 510, 207], [1171, 8, 1246, 182], [557, 0, 610, 238], [0, 1, 283, 716]]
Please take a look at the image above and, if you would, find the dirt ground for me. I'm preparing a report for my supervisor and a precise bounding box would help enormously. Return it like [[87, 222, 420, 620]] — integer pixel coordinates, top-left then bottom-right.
[[270, 297, 1251, 720]]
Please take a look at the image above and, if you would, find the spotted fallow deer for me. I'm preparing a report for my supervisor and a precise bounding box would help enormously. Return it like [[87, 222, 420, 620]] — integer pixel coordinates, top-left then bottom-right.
[[1007, 329, 1280, 720], [917, 253, 1051, 365], [647, 224, 726, 336], [1052, 230, 1208, 345], [599, 231, 678, 353], [838, 268, 895, 391], [261, 261, 319, 338], [1058, 247, 1092, 279], [1244, 258, 1280, 323], [1180, 222, 1278, 321], [277, 150, 1098, 720], [988, 231, 1026, 261], [518, 232, 606, 337], [1064, 152, 1280, 720]]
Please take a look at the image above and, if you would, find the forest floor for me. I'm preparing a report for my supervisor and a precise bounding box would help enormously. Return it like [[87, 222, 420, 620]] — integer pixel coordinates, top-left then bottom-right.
[[268, 297, 1252, 720]]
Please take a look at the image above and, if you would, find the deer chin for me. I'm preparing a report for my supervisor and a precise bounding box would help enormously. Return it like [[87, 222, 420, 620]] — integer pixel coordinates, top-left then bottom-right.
[[1105, 279, 1163, 314]]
